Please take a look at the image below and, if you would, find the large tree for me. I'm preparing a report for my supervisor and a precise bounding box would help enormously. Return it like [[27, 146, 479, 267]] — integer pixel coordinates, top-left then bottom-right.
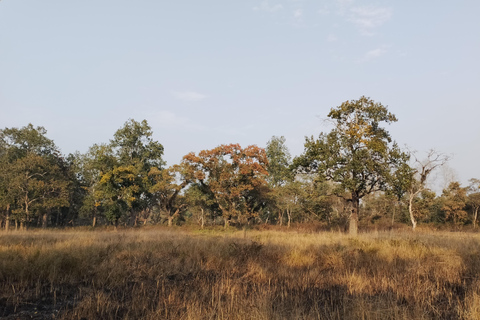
[[0, 124, 70, 230], [83, 119, 165, 228], [293, 96, 408, 235], [183, 144, 269, 227]]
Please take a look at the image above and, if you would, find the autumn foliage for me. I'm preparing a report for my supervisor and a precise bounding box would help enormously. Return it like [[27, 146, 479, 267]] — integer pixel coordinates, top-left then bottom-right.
[[182, 144, 269, 226]]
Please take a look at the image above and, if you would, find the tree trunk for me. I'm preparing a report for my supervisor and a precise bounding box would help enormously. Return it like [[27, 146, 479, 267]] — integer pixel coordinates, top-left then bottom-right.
[[286, 208, 291, 228], [130, 209, 137, 227], [408, 193, 417, 230], [167, 208, 180, 227], [15, 219, 18, 231], [91, 206, 97, 227], [5, 204, 10, 232], [349, 194, 359, 236], [474, 208, 478, 229], [278, 209, 283, 226], [391, 202, 396, 227], [224, 217, 230, 228], [42, 212, 49, 229], [200, 208, 205, 229]]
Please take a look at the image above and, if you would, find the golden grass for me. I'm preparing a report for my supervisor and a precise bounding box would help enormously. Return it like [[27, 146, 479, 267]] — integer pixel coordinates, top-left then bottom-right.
[[1, 227, 480, 319]]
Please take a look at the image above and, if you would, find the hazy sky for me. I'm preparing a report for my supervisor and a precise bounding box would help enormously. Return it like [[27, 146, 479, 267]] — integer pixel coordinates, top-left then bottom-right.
[[1, 0, 479, 189]]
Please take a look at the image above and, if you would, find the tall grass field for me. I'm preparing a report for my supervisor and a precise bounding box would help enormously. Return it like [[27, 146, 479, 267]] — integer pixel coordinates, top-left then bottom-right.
[[1, 227, 480, 319]]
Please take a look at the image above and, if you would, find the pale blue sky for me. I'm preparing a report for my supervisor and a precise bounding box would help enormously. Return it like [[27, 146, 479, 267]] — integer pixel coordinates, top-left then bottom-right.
[[1, 0, 479, 189]]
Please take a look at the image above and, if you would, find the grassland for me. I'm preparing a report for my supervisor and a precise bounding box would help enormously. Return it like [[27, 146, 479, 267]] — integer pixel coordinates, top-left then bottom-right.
[[1, 227, 480, 319]]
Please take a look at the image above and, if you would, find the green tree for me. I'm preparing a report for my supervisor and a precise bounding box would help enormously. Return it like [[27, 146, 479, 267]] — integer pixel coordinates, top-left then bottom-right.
[[184, 183, 220, 228], [148, 164, 191, 226], [293, 96, 408, 235], [441, 181, 467, 225], [467, 178, 480, 228], [83, 119, 165, 228], [0, 124, 70, 230], [266, 136, 292, 187], [265, 136, 294, 225]]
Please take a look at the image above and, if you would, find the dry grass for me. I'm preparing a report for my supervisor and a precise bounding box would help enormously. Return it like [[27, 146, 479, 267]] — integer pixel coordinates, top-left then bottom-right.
[[1, 227, 480, 319]]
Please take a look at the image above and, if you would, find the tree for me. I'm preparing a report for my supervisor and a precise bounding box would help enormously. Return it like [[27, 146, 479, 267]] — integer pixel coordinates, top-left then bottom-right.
[[266, 136, 292, 188], [441, 181, 467, 225], [467, 178, 480, 228], [149, 164, 191, 226], [184, 183, 219, 228], [183, 144, 269, 227], [265, 136, 293, 225], [404, 150, 449, 230], [0, 124, 70, 230], [293, 96, 408, 235], [83, 119, 165, 228], [109, 119, 165, 225]]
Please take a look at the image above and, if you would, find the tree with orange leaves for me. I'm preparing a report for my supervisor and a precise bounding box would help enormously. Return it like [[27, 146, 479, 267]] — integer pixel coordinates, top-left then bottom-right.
[[182, 144, 269, 227]]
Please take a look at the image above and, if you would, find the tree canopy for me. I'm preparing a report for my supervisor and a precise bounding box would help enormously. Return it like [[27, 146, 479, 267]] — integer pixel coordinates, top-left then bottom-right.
[[293, 96, 409, 235], [183, 144, 269, 227]]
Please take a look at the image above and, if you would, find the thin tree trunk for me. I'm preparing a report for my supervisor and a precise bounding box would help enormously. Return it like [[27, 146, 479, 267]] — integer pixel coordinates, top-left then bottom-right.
[[5, 204, 10, 232], [349, 194, 359, 236], [130, 209, 137, 227], [42, 213, 48, 229], [278, 209, 283, 226], [287, 208, 291, 228], [408, 193, 417, 230], [200, 208, 205, 229], [474, 208, 478, 229], [224, 217, 230, 229], [391, 202, 396, 227], [92, 207, 97, 228]]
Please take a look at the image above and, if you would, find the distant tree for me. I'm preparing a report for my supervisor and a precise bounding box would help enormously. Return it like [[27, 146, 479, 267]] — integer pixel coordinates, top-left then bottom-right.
[[293, 96, 408, 235], [149, 164, 191, 226], [109, 119, 165, 225], [183, 144, 269, 227], [405, 150, 449, 230], [441, 181, 467, 225], [0, 124, 69, 230], [387, 160, 415, 226], [184, 184, 219, 228], [412, 189, 438, 223], [266, 136, 292, 187], [467, 178, 480, 228], [265, 136, 294, 226], [295, 178, 334, 226], [83, 119, 165, 229]]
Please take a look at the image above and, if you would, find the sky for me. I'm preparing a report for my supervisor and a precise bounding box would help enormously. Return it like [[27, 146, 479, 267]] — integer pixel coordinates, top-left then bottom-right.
[[1, 0, 479, 190]]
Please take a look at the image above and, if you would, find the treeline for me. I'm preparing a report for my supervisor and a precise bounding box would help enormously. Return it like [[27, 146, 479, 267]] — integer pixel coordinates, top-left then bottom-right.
[[1, 97, 479, 233]]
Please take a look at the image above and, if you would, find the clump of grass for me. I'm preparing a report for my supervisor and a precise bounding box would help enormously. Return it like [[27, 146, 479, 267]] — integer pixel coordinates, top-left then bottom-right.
[[1, 228, 480, 319]]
